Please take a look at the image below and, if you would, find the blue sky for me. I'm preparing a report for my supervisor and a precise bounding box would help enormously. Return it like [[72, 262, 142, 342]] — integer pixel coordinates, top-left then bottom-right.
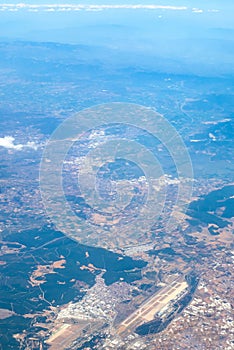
[[0, 1, 233, 76]]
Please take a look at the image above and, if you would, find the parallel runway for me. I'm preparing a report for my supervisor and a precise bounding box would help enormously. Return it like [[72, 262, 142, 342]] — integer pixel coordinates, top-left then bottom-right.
[[117, 277, 188, 334]]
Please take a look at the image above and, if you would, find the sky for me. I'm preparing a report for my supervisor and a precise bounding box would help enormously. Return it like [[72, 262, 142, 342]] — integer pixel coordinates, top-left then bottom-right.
[[0, 1, 233, 76]]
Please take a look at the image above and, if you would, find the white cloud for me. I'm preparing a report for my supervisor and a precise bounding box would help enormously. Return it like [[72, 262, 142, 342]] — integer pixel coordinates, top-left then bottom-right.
[[209, 133, 217, 141], [208, 9, 219, 13], [0, 3, 189, 12], [0, 3, 220, 16], [190, 139, 202, 143], [202, 118, 231, 125], [44, 8, 56, 12], [0, 136, 38, 151], [192, 8, 203, 13]]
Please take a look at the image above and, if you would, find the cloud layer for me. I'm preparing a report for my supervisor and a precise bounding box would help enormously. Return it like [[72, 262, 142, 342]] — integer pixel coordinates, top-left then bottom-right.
[[0, 136, 38, 151], [0, 3, 196, 12]]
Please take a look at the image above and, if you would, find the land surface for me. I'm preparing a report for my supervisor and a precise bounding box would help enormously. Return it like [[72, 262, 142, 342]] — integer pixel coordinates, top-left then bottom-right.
[[0, 39, 233, 350]]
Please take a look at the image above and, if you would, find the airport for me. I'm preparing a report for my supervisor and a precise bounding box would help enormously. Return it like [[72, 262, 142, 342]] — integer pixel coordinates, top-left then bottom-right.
[[117, 277, 189, 336]]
